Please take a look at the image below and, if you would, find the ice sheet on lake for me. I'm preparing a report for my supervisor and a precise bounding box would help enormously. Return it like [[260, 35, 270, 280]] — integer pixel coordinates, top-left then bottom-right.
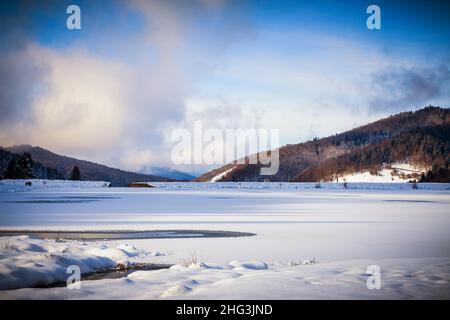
[[0, 184, 449, 299]]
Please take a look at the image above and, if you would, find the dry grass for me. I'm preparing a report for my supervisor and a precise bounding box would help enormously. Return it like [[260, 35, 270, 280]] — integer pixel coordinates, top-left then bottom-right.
[[289, 258, 318, 267], [182, 252, 202, 267], [0, 239, 17, 250]]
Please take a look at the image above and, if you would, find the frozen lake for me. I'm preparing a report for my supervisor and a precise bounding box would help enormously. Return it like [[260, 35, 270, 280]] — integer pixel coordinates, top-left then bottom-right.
[[1, 184, 449, 264], [1, 183, 450, 299]]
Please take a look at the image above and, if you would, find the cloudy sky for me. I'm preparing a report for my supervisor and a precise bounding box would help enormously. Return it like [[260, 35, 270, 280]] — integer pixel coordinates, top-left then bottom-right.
[[1, 0, 449, 175]]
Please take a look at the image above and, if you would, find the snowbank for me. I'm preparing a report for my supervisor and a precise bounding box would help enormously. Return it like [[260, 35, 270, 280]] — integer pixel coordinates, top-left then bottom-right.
[[0, 236, 146, 290], [0, 239, 448, 299], [228, 260, 268, 270], [0, 179, 111, 192]]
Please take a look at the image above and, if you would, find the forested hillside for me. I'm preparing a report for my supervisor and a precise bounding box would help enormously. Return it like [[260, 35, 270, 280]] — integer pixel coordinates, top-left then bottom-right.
[[196, 106, 450, 182]]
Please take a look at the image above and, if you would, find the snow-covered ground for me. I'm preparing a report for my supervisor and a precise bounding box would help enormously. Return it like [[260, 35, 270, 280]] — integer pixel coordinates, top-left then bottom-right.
[[150, 181, 450, 190], [2, 179, 449, 191], [1, 242, 448, 299], [0, 235, 155, 291], [0, 184, 449, 299], [0, 179, 111, 192]]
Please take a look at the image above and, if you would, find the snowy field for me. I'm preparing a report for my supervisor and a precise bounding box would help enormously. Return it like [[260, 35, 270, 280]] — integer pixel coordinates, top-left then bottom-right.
[[0, 179, 111, 191], [1, 182, 450, 299]]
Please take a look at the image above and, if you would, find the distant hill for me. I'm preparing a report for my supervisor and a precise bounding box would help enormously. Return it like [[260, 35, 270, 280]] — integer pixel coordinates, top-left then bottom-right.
[[147, 167, 196, 181], [3, 145, 173, 186], [195, 106, 450, 182]]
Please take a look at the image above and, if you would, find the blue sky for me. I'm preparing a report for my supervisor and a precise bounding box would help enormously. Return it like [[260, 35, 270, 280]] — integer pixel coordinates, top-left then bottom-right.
[[1, 0, 449, 174], [9, 0, 448, 52]]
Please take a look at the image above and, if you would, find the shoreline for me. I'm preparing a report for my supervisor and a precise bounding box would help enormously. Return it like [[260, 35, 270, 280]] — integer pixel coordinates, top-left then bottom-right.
[[0, 229, 256, 240]]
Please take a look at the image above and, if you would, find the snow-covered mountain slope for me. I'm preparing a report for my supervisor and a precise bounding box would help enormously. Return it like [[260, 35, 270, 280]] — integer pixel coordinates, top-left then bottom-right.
[[210, 167, 234, 182], [329, 163, 429, 183]]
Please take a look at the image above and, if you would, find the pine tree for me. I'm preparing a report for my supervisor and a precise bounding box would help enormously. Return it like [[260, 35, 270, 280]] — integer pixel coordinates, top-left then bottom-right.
[[5, 158, 26, 179], [70, 166, 81, 181], [18, 152, 34, 178]]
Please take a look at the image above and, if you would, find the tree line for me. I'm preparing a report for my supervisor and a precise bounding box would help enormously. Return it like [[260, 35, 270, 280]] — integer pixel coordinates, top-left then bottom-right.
[[0, 149, 81, 180]]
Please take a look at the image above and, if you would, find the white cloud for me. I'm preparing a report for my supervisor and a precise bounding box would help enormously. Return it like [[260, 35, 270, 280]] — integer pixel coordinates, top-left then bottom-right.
[[28, 45, 127, 155], [190, 29, 450, 146]]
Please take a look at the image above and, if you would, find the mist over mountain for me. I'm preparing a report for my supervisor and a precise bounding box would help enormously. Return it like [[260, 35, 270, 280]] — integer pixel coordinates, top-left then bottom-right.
[[196, 106, 450, 183], [146, 167, 196, 181]]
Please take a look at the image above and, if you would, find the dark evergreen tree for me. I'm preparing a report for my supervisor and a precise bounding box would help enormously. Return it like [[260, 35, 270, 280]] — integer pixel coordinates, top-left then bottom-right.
[[5, 158, 26, 179], [17, 152, 34, 178], [70, 166, 81, 180], [1, 148, 64, 180]]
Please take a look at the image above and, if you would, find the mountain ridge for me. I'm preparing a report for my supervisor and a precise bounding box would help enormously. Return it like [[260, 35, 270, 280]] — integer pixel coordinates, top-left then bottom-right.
[[2, 145, 174, 186], [147, 166, 196, 181]]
